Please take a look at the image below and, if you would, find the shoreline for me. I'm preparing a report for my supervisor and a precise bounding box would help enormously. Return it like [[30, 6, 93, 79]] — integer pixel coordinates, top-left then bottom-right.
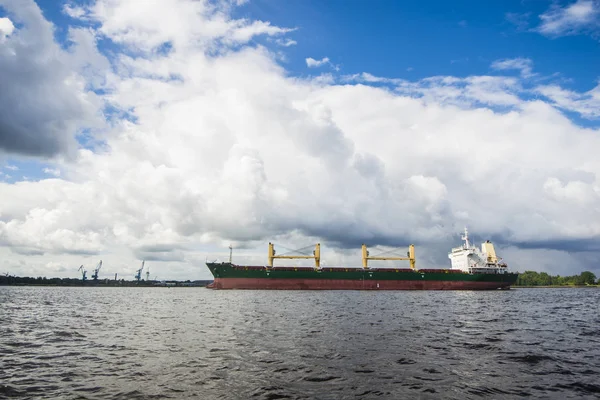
[[514, 285, 599, 288], [3, 284, 597, 289]]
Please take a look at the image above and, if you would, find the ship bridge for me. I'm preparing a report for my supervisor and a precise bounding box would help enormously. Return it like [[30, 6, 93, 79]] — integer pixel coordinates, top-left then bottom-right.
[[448, 228, 509, 274]]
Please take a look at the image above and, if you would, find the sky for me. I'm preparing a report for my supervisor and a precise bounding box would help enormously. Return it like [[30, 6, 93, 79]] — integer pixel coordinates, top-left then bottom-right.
[[0, 0, 599, 281]]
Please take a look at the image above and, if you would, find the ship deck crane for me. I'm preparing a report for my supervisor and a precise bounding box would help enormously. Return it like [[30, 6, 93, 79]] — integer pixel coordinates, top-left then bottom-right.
[[78, 265, 87, 281], [362, 244, 416, 269], [268, 243, 320, 268], [135, 261, 145, 282], [91, 260, 102, 281]]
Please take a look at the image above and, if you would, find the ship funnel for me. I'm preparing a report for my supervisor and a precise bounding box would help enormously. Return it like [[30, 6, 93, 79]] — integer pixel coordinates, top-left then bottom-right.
[[482, 241, 498, 263]]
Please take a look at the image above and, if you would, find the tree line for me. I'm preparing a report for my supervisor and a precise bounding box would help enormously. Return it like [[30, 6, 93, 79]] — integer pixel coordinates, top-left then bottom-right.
[[515, 270, 598, 286]]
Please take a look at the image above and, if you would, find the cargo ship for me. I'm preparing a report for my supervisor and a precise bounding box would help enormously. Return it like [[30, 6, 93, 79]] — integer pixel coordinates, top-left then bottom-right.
[[206, 228, 518, 290]]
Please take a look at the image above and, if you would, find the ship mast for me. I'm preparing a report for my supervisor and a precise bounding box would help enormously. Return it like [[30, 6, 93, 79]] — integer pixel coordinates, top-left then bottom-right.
[[461, 227, 470, 248]]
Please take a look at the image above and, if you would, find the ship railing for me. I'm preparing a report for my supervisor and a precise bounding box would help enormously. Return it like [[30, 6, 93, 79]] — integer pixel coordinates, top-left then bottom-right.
[[368, 268, 416, 273], [268, 266, 317, 272], [417, 269, 464, 274], [231, 265, 270, 271]]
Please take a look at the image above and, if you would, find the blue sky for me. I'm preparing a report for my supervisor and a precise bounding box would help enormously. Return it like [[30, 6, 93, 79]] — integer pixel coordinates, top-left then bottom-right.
[[0, 0, 599, 279], [24, 0, 600, 90], [228, 0, 600, 91]]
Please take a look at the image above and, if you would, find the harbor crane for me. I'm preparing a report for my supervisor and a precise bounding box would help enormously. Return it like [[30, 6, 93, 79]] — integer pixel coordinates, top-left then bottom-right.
[[90, 260, 103, 281], [78, 265, 87, 281], [135, 261, 145, 282]]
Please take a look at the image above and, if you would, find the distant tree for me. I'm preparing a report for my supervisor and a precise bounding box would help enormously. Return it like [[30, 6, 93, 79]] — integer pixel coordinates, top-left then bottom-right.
[[551, 275, 565, 286], [516, 271, 541, 286], [579, 271, 597, 285], [538, 272, 552, 286], [514, 270, 600, 286]]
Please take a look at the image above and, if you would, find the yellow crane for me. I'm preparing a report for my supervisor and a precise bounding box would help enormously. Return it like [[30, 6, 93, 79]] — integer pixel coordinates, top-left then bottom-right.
[[361, 244, 416, 269], [268, 242, 320, 268]]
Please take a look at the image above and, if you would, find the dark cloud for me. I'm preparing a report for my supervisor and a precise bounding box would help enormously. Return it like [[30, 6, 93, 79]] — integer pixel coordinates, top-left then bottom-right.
[[6, 243, 99, 256], [0, 0, 100, 158], [133, 249, 185, 262], [505, 237, 600, 253], [299, 222, 414, 250], [135, 244, 184, 253], [9, 246, 44, 256]]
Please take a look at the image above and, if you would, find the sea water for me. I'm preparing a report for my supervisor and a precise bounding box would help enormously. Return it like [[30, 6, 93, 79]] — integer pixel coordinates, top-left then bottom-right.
[[1, 286, 599, 399]]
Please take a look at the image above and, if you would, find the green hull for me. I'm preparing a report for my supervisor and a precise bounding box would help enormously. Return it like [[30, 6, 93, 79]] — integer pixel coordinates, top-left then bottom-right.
[[206, 263, 519, 290]]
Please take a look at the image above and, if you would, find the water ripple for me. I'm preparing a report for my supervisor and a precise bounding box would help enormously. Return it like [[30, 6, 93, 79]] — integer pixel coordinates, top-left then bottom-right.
[[0, 287, 599, 399]]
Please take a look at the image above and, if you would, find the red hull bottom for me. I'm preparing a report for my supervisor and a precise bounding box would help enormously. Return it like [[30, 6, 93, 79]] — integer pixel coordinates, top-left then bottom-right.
[[209, 278, 512, 290]]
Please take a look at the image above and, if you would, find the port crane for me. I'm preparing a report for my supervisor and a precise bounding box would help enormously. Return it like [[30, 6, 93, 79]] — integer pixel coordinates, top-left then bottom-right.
[[90, 260, 103, 281], [135, 261, 145, 282], [78, 265, 87, 281]]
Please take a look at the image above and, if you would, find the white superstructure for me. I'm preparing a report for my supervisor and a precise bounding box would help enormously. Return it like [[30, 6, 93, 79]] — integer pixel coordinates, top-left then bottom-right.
[[448, 228, 509, 274]]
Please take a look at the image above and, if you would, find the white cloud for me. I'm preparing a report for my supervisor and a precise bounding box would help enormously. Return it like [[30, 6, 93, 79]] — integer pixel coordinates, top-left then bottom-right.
[[69, 0, 294, 52], [306, 56, 330, 68], [544, 177, 600, 205], [491, 57, 535, 78], [0, 0, 600, 280], [344, 73, 523, 108], [0, 17, 15, 38], [43, 167, 61, 177], [535, 83, 600, 119], [275, 38, 297, 47], [5, 164, 18, 171], [347, 71, 600, 120], [306, 57, 339, 71], [62, 3, 87, 19], [537, 0, 600, 37]]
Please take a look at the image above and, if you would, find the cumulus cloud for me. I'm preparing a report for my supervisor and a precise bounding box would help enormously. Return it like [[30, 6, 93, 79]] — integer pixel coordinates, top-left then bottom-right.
[[0, 0, 600, 280], [537, 0, 600, 38], [0, 0, 104, 158], [346, 71, 600, 121], [535, 83, 600, 119], [68, 0, 294, 52], [0, 16, 14, 38]]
